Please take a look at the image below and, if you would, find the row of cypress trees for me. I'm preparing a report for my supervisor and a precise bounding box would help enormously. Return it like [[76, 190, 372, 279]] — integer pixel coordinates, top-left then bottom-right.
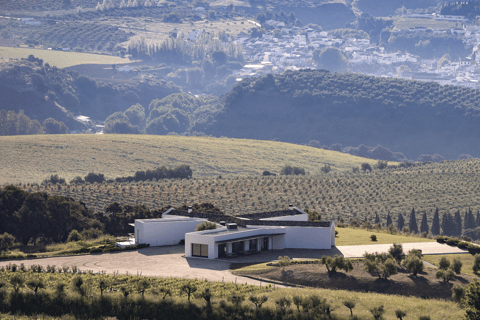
[[375, 208, 480, 236]]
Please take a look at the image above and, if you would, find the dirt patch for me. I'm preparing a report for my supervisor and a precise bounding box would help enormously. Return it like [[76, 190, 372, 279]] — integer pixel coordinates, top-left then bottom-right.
[[233, 260, 475, 300]]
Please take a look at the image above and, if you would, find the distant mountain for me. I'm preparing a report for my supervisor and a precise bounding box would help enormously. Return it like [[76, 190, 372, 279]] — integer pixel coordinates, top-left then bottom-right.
[[205, 69, 480, 160]]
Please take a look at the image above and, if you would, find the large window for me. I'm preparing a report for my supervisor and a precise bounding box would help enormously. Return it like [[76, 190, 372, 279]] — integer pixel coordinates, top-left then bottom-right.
[[232, 241, 243, 253], [249, 239, 257, 251], [192, 243, 208, 257]]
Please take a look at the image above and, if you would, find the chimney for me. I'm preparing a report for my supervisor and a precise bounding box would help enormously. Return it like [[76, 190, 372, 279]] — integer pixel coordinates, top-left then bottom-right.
[[226, 223, 238, 230], [188, 206, 192, 214], [289, 204, 293, 210]]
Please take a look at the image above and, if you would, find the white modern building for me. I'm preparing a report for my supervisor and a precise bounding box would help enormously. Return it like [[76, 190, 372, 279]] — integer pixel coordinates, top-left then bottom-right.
[[132, 206, 335, 259]]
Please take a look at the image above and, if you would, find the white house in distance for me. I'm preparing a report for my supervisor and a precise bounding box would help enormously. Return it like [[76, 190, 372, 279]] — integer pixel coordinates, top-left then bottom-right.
[[132, 206, 335, 259]]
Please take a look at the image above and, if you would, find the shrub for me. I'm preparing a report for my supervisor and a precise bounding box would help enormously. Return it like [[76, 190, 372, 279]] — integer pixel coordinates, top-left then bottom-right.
[[473, 254, 480, 273], [0, 233, 15, 252], [67, 230, 83, 242], [277, 256, 291, 267], [452, 283, 466, 305], [446, 237, 460, 246], [452, 257, 462, 274], [43, 174, 66, 185], [436, 269, 454, 282], [464, 278, 480, 319], [364, 252, 397, 279], [195, 221, 217, 231], [388, 243, 405, 264], [320, 255, 353, 273], [402, 251, 424, 277], [458, 241, 469, 249], [80, 228, 103, 240], [469, 244, 480, 254], [437, 236, 446, 243], [369, 305, 385, 320], [370, 234, 377, 241], [439, 256, 451, 270]]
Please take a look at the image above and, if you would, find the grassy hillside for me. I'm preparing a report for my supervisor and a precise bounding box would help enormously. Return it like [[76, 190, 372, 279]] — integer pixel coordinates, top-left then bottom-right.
[[0, 134, 380, 184], [0, 46, 133, 69], [7, 135, 480, 227]]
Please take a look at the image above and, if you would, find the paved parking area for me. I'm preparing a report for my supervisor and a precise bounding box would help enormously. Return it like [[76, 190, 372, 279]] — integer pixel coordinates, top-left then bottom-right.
[[337, 242, 467, 258], [0, 246, 262, 285], [0, 242, 466, 285]]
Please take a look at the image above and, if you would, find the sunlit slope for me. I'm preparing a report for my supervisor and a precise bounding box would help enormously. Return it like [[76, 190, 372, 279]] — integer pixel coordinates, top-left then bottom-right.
[[0, 46, 133, 68], [0, 134, 381, 184]]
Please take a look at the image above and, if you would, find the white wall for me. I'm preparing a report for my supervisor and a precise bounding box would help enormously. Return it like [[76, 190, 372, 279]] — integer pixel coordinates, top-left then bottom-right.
[[261, 213, 308, 221], [185, 226, 285, 259], [282, 225, 332, 249], [247, 221, 334, 250], [135, 218, 206, 247], [260, 208, 309, 221]]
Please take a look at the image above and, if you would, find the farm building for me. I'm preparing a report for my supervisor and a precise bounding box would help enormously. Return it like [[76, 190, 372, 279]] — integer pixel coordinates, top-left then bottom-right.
[[132, 206, 335, 259]]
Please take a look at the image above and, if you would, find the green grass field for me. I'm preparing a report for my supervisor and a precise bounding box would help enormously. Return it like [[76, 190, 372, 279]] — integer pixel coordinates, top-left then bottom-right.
[[0, 46, 134, 68], [0, 134, 380, 184], [335, 227, 435, 246]]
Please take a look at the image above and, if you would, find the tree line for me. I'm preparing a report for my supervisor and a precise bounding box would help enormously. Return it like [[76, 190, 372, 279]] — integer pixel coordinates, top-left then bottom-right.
[[127, 31, 243, 63], [0, 185, 165, 246], [63, 165, 193, 185], [441, 1, 480, 18], [381, 207, 480, 237], [0, 110, 68, 135]]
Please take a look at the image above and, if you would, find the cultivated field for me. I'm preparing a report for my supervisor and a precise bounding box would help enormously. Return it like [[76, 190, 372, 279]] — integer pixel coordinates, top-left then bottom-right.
[[113, 16, 254, 47], [17, 158, 480, 224], [3, 134, 480, 224], [0, 134, 379, 184], [392, 17, 458, 30], [0, 46, 134, 68]]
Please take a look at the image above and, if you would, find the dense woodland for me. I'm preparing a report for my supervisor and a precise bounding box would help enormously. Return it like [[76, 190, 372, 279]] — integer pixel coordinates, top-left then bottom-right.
[[0, 185, 165, 245], [0, 58, 179, 131], [4, 60, 480, 160], [441, 1, 480, 17], [386, 31, 468, 59], [209, 69, 480, 159]]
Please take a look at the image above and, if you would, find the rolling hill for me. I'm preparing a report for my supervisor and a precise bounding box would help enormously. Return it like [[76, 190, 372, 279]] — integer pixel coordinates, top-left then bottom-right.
[[0, 134, 381, 185]]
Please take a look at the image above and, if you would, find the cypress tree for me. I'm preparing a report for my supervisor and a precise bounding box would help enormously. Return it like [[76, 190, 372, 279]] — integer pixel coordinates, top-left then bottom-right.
[[465, 208, 476, 230], [455, 210, 462, 235], [476, 210, 480, 228], [420, 211, 429, 234], [398, 213, 404, 231], [408, 208, 419, 234], [374, 213, 380, 224], [432, 208, 440, 235], [386, 212, 392, 226], [442, 212, 456, 236]]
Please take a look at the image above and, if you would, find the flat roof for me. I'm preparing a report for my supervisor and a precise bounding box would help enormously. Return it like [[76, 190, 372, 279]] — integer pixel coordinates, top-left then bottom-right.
[[215, 233, 286, 244], [237, 208, 306, 219]]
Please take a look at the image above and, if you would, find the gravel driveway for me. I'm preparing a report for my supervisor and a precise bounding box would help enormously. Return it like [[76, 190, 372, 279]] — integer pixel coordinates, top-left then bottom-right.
[[0, 242, 466, 284], [0, 246, 262, 285]]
